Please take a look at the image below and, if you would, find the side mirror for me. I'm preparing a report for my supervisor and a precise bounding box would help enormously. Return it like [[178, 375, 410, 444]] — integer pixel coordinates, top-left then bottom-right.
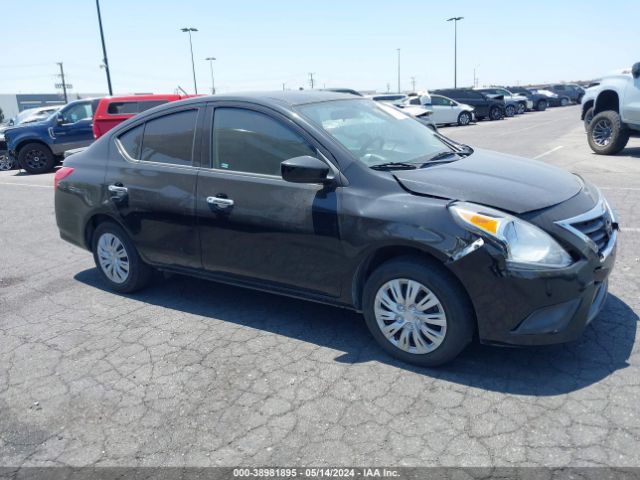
[[56, 114, 65, 125], [281, 155, 331, 184], [633, 62, 640, 79]]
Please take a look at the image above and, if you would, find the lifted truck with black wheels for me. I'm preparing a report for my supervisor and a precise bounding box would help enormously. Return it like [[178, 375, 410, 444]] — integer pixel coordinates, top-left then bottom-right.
[[3, 98, 100, 174], [583, 62, 640, 155]]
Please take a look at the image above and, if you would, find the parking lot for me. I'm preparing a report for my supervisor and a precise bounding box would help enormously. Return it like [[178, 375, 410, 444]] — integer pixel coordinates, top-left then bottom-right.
[[1, 104, 639, 467]]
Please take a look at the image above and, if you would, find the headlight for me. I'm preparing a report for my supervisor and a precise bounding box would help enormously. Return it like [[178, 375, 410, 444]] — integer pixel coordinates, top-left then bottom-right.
[[449, 202, 572, 269]]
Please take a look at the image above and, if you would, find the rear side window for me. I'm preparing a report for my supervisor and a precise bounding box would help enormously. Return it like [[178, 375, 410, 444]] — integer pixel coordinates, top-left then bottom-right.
[[118, 124, 144, 159], [139, 110, 198, 165], [108, 102, 138, 114], [212, 108, 315, 176], [107, 100, 169, 115]]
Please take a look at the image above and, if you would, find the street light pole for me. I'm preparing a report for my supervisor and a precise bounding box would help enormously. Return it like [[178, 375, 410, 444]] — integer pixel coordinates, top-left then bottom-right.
[[205, 57, 216, 94], [446, 16, 463, 88], [397, 48, 401, 93], [95, 0, 113, 95], [181, 27, 198, 94]]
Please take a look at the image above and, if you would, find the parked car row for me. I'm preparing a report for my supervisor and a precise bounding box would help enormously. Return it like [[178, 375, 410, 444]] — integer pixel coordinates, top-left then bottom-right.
[[1, 94, 192, 173]]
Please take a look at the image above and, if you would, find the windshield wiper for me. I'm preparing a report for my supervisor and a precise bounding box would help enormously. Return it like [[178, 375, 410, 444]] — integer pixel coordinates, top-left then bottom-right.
[[370, 162, 418, 171], [422, 150, 461, 163]]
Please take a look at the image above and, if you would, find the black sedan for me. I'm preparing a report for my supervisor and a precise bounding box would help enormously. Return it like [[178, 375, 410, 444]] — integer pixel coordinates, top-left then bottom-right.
[[431, 88, 505, 121], [54, 91, 617, 366]]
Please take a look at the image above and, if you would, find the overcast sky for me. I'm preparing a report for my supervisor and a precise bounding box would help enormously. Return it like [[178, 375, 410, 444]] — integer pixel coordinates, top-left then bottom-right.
[[1, 0, 638, 95]]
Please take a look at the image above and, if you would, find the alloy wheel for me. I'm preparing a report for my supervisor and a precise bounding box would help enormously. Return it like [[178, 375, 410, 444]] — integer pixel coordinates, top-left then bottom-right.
[[592, 118, 613, 147], [374, 278, 447, 354], [97, 233, 130, 284], [459, 112, 471, 125], [0, 154, 13, 171]]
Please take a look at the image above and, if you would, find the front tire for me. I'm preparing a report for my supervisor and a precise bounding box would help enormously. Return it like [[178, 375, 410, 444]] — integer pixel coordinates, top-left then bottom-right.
[[362, 256, 475, 367], [517, 102, 526, 114], [560, 97, 569, 107], [92, 222, 152, 293], [18, 143, 55, 174], [505, 104, 516, 117], [0, 153, 15, 171], [587, 111, 630, 155], [457, 111, 472, 126]]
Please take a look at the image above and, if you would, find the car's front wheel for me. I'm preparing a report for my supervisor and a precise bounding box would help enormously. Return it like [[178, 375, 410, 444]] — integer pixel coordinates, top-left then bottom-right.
[[505, 104, 516, 117], [92, 222, 152, 293], [560, 97, 569, 107], [362, 256, 474, 367], [587, 110, 630, 155], [18, 143, 55, 174], [489, 106, 503, 120], [536, 100, 547, 111], [517, 102, 526, 114], [457, 111, 472, 126]]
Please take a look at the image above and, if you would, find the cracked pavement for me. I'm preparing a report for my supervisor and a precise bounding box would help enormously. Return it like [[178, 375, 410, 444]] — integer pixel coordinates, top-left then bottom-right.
[[0, 105, 639, 467]]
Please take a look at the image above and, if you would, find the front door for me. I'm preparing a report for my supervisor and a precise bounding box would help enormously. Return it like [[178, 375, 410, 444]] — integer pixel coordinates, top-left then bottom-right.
[[196, 105, 346, 297], [431, 95, 457, 124], [51, 101, 96, 154]]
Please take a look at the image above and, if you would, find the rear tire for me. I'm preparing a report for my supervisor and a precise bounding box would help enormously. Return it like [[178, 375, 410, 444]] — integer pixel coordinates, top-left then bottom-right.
[[587, 111, 630, 155], [92, 222, 153, 293], [18, 143, 55, 174], [362, 256, 475, 367], [536, 99, 547, 111], [457, 111, 472, 126], [0, 153, 14, 171], [583, 107, 594, 132]]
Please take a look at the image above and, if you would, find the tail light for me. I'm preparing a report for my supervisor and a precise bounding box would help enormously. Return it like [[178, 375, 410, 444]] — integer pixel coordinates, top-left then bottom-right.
[[54, 166, 75, 189]]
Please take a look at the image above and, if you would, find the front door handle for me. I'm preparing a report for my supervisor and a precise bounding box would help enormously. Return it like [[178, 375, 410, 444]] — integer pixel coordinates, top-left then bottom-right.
[[206, 196, 234, 208], [108, 184, 128, 194]]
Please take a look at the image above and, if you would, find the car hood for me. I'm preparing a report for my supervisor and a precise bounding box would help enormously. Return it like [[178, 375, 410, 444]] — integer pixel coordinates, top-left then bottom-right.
[[392, 149, 582, 214]]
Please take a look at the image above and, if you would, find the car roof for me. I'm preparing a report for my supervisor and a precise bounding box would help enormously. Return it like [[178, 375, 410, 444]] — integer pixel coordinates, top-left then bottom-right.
[[99, 94, 188, 103], [169, 90, 360, 108]]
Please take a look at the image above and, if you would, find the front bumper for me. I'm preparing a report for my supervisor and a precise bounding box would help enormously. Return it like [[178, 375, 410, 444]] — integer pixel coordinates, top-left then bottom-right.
[[447, 188, 618, 346], [526, 100, 533, 110]]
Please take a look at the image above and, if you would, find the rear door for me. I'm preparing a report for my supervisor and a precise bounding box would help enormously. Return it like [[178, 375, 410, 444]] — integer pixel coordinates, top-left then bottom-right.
[[105, 105, 204, 269], [196, 103, 345, 297]]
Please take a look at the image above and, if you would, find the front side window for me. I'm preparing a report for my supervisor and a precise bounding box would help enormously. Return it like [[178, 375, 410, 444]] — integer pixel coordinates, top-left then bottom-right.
[[139, 110, 197, 165], [431, 96, 449, 106], [61, 102, 93, 123], [297, 99, 450, 167], [212, 108, 315, 176]]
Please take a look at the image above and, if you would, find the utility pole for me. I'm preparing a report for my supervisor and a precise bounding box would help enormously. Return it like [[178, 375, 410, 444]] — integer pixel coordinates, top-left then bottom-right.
[[446, 17, 464, 88], [411, 76, 416, 92], [56, 62, 68, 103], [308, 72, 315, 89], [473, 65, 479, 88], [282, 83, 286, 91], [95, 0, 113, 95], [181, 27, 198, 94], [205, 57, 216, 94], [396, 48, 401, 93]]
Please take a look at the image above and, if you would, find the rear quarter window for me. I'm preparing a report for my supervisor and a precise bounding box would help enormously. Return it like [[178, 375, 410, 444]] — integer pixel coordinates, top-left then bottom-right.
[[107, 102, 138, 115], [117, 124, 144, 159]]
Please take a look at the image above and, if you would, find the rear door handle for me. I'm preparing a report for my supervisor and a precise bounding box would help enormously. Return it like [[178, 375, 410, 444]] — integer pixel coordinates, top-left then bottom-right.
[[206, 196, 234, 207], [108, 184, 128, 194]]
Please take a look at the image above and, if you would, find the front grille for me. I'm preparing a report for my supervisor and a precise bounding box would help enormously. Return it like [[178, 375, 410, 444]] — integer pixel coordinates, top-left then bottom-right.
[[569, 210, 612, 254], [0, 140, 7, 151]]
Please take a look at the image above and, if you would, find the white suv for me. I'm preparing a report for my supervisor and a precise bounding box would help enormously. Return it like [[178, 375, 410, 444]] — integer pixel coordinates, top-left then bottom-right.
[[581, 62, 640, 155]]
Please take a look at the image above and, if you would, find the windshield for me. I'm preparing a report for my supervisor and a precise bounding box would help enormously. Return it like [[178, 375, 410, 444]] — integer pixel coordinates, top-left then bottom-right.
[[297, 99, 450, 167]]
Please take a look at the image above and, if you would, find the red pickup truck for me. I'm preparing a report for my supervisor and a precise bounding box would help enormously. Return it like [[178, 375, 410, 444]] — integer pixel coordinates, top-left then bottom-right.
[[92, 94, 193, 139]]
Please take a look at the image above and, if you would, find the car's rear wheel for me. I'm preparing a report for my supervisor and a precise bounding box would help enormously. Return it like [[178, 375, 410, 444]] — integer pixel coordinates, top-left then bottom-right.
[[18, 143, 55, 174], [587, 111, 630, 155], [489, 106, 503, 121], [92, 222, 152, 293], [517, 102, 526, 114], [536, 100, 547, 111], [560, 97, 569, 107], [583, 107, 594, 132], [457, 111, 472, 126], [362, 256, 474, 367], [505, 104, 516, 117], [0, 153, 14, 171]]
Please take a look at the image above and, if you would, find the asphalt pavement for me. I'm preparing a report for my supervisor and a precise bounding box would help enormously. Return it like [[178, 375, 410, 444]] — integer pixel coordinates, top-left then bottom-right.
[[1, 105, 639, 467]]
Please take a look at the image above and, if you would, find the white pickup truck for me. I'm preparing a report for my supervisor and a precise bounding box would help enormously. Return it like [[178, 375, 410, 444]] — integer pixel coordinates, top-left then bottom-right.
[[581, 62, 640, 155]]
